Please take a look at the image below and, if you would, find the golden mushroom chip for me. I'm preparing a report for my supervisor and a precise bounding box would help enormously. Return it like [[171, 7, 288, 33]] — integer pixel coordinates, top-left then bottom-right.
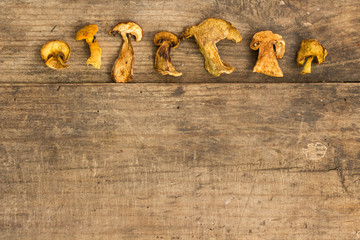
[[153, 31, 182, 77], [297, 39, 327, 74], [76, 24, 102, 69], [109, 22, 143, 83], [40, 40, 71, 70], [180, 18, 242, 77], [250, 31, 285, 77]]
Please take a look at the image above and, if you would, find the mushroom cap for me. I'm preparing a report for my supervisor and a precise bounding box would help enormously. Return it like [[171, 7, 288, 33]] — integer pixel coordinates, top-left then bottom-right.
[[250, 31, 285, 58], [41, 40, 71, 62], [297, 39, 327, 65], [75, 25, 98, 40], [110, 22, 143, 41], [40, 40, 71, 69], [180, 18, 242, 43], [250, 31, 283, 49], [153, 31, 180, 48]]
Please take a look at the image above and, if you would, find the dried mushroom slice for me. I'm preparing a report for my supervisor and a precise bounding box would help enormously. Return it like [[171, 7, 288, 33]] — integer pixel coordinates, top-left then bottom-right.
[[154, 31, 182, 77], [40, 40, 71, 69], [250, 31, 285, 77], [297, 39, 327, 74], [76, 24, 102, 69], [180, 18, 242, 77], [109, 22, 143, 83]]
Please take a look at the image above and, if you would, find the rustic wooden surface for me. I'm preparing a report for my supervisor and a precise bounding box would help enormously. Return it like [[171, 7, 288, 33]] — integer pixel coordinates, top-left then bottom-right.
[[1, 0, 360, 239], [1, 83, 360, 239], [0, 0, 359, 83]]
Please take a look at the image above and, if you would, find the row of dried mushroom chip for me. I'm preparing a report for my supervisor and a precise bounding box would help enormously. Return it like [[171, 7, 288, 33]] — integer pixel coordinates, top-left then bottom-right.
[[40, 18, 328, 82]]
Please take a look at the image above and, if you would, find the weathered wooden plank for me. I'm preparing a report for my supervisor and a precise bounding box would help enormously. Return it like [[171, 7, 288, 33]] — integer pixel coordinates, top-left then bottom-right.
[[0, 0, 359, 83], [0, 83, 359, 239]]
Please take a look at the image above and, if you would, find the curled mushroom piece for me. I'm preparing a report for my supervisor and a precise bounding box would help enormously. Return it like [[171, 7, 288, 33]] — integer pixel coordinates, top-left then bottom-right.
[[109, 22, 143, 83], [76, 24, 102, 69], [153, 31, 182, 77], [297, 39, 327, 74], [250, 31, 285, 77], [180, 18, 242, 77], [40, 40, 71, 69]]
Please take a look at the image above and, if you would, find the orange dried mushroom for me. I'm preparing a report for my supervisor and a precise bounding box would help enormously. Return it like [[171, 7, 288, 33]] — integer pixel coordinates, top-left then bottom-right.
[[109, 22, 143, 83], [297, 39, 327, 74], [250, 31, 285, 77], [76, 24, 101, 69], [180, 18, 242, 77], [40, 40, 71, 69], [153, 31, 182, 77]]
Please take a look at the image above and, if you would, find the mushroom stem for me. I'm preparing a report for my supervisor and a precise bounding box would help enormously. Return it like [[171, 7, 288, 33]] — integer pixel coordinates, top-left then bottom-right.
[[85, 38, 101, 69], [254, 44, 284, 77], [112, 34, 134, 83], [155, 41, 182, 77], [200, 42, 234, 77], [301, 56, 314, 74]]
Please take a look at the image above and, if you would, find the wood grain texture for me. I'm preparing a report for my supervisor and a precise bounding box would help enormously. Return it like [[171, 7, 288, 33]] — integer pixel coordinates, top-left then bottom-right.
[[1, 83, 360, 239], [0, 0, 359, 83]]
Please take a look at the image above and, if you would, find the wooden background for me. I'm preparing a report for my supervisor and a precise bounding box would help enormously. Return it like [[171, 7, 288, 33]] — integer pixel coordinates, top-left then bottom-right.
[[1, 0, 360, 239]]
